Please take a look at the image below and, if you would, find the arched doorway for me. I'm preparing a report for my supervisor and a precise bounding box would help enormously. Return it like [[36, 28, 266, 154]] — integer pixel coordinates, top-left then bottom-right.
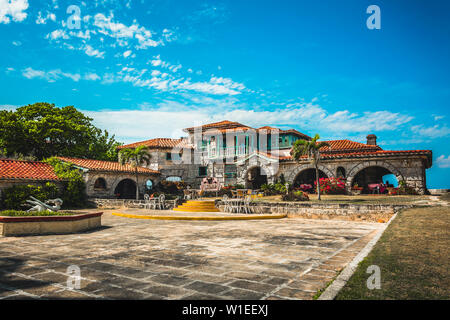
[[293, 168, 327, 191], [352, 166, 398, 193], [145, 179, 154, 191], [114, 179, 137, 199], [246, 167, 268, 189], [94, 177, 107, 190]]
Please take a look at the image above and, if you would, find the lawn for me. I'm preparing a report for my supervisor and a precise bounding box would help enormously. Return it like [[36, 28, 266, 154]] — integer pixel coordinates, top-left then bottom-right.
[[0, 210, 76, 217], [335, 206, 450, 299]]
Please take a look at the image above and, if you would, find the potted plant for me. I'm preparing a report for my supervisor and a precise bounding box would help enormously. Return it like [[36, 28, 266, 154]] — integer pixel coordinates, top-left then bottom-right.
[[351, 184, 363, 195]]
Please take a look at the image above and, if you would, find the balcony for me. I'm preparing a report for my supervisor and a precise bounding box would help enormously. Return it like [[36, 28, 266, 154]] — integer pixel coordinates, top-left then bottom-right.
[[207, 146, 255, 159]]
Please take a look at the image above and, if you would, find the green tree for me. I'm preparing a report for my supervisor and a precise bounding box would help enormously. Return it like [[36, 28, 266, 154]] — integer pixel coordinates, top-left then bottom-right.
[[118, 146, 151, 200], [291, 134, 330, 200], [0, 102, 121, 161]]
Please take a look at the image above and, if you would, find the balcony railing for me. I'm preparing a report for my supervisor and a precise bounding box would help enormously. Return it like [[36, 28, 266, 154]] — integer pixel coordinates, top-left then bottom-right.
[[207, 146, 255, 159]]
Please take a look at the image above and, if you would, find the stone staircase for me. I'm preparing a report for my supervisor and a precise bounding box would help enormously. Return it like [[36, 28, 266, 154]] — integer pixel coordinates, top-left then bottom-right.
[[173, 200, 220, 212]]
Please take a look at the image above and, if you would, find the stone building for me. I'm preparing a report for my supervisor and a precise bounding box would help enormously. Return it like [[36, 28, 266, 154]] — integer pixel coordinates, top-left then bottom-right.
[[120, 120, 432, 195], [0, 159, 63, 200], [0, 157, 161, 202], [56, 157, 160, 199]]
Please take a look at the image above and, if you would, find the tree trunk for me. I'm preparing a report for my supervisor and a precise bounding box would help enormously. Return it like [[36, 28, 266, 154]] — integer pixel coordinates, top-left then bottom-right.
[[315, 162, 321, 201], [135, 166, 139, 200]]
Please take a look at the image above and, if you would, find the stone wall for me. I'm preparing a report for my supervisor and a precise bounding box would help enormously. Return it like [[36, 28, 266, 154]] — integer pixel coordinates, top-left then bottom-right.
[[91, 198, 179, 210], [217, 200, 410, 216]]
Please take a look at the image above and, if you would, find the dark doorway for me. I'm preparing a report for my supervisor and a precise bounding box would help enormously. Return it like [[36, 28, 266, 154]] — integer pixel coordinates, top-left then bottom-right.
[[352, 166, 397, 193], [246, 167, 268, 189], [114, 179, 137, 199], [293, 169, 327, 188]]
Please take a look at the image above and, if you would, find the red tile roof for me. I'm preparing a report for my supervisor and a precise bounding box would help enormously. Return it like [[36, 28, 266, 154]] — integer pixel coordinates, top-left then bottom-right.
[[0, 159, 61, 181], [57, 157, 159, 174], [281, 149, 432, 163], [117, 138, 191, 150], [320, 139, 382, 152], [183, 120, 249, 132]]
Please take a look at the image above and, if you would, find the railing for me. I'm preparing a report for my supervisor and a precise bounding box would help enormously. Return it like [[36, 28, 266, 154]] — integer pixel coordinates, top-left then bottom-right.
[[207, 146, 255, 159]]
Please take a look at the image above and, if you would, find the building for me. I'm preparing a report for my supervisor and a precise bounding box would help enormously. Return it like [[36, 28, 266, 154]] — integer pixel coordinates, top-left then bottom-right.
[[0, 159, 63, 200], [0, 120, 433, 200], [0, 157, 160, 201], [119, 120, 432, 195]]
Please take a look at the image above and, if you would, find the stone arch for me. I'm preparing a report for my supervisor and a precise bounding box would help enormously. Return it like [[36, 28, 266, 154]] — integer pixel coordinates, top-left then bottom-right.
[[285, 164, 334, 185], [93, 177, 107, 190], [111, 178, 137, 199], [114, 179, 137, 199], [244, 165, 270, 189], [346, 160, 404, 188]]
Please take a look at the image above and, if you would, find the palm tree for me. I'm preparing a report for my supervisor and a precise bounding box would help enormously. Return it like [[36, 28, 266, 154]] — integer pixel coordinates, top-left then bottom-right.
[[291, 134, 330, 200], [118, 146, 151, 200]]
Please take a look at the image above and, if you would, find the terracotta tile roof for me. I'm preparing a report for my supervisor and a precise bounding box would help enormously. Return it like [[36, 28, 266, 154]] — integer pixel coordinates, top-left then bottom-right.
[[319, 139, 382, 152], [117, 138, 191, 150], [57, 157, 159, 175], [0, 159, 61, 181], [183, 120, 249, 132], [281, 149, 432, 162]]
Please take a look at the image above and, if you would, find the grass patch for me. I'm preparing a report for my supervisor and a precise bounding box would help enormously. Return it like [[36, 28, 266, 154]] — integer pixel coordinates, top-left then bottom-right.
[[0, 210, 77, 217], [336, 206, 450, 300], [313, 269, 342, 300]]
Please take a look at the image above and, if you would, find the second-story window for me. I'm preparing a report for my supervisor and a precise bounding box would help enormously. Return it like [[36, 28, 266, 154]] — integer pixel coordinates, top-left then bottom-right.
[[166, 152, 172, 160]]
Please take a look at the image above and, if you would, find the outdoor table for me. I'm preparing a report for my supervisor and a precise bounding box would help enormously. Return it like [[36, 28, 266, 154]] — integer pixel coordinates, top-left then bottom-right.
[[368, 183, 386, 194]]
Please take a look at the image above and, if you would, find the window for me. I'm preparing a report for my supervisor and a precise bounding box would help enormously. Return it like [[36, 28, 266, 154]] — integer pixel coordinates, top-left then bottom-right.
[[198, 166, 208, 177], [94, 178, 107, 189], [145, 179, 153, 190], [166, 153, 172, 160], [337, 167, 346, 179], [166, 176, 182, 182]]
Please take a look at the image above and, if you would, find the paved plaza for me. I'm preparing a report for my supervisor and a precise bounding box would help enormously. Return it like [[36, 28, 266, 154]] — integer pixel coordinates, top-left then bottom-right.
[[0, 211, 383, 300]]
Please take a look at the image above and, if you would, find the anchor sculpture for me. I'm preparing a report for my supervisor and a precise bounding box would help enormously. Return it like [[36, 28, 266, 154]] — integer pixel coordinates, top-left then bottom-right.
[[25, 196, 63, 212]]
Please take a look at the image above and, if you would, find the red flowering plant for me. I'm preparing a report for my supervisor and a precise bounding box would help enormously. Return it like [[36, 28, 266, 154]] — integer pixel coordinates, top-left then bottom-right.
[[314, 177, 346, 195]]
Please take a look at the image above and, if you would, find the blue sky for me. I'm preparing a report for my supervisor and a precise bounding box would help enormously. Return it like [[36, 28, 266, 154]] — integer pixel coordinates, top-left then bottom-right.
[[0, 0, 449, 187]]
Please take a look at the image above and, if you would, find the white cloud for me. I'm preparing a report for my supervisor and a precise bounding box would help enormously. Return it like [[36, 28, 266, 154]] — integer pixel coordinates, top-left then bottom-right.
[[83, 99, 416, 143], [36, 11, 56, 24], [107, 66, 246, 96], [83, 44, 105, 58], [123, 50, 132, 58], [436, 155, 450, 168], [411, 124, 450, 138], [93, 13, 161, 49], [0, 0, 28, 24], [12, 40, 21, 46], [21, 67, 97, 83], [84, 72, 100, 81]]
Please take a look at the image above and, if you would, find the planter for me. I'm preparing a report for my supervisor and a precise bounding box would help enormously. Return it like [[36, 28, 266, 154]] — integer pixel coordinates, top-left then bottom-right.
[[0, 212, 103, 237], [351, 188, 363, 195]]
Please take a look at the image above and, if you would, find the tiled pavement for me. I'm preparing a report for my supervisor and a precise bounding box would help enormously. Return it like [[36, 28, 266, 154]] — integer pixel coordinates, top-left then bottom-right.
[[0, 211, 383, 300]]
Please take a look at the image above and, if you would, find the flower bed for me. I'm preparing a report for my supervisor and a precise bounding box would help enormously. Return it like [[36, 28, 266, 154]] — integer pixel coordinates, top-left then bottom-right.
[[315, 178, 346, 195]]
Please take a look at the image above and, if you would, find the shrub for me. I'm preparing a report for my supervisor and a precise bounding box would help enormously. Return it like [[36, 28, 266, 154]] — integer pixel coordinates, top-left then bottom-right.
[[261, 183, 288, 196], [0, 183, 59, 210], [397, 181, 418, 195], [155, 180, 186, 195], [314, 178, 346, 195], [282, 190, 309, 201], [44, 157, 87, 208]]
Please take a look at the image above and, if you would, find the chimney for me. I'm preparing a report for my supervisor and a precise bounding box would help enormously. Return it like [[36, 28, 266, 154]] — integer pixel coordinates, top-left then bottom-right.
[[366, 134, 377, 146]]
